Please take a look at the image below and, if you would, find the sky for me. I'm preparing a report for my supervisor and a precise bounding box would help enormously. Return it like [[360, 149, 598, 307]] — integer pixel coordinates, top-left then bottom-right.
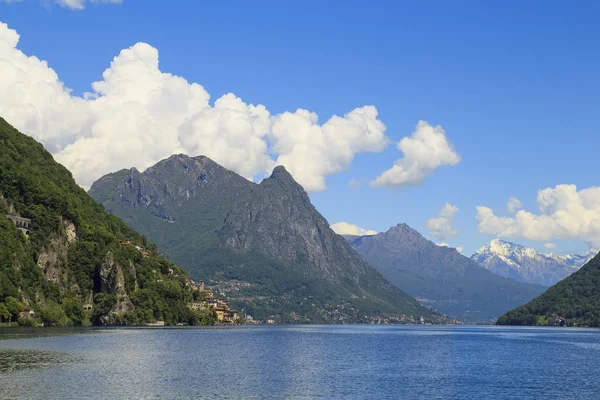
[[1, 0, 599, 256]]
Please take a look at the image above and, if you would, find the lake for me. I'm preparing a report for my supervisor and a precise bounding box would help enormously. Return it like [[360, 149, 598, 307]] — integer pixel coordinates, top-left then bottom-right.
[[0, 325, 599, 399]]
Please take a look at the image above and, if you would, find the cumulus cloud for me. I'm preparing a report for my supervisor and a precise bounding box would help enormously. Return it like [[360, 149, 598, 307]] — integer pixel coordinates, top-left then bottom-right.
[[477, 185, 600, 249], [0, 21, 389, 191], [370, 120, 461, 188], [544, 243, 557, 249], [330, 222, 378, 236], [507, 196, 523, 214], [426, 203, 460, 240], [270, 106, 388, 192]]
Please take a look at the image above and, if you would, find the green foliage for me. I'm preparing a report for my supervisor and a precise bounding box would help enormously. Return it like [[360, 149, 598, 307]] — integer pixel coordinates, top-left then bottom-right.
[[0, 117, 209, 327], [62, 297, 86, 326], [497, 252, 600, 327], [40, 304, 67, 326], [0, 303, 11, 322], [4, 296, 23, 322], [17, 317, 38, 327]]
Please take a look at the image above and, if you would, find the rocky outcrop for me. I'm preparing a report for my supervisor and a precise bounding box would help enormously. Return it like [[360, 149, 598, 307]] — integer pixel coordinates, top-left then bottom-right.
[[99, 251, 134, 325], [64, 219, 77, 244], [36, 219, 77, 283]]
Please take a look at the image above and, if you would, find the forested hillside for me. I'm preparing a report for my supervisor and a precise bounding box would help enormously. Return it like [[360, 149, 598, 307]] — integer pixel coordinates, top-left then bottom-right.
[[497, 252, 600, 327], [0, 117, 213, 326]]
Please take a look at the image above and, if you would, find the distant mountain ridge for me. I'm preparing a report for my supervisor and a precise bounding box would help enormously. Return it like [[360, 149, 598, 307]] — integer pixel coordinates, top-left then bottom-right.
[[471, 239, 596, 286], [90, 154, 446, 324], [346, 224, 545, 322]]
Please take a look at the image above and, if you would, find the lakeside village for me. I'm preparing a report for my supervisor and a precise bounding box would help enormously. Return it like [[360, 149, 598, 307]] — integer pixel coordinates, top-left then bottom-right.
[[1, 212, 241, 327], [120, 238, 242, 326]]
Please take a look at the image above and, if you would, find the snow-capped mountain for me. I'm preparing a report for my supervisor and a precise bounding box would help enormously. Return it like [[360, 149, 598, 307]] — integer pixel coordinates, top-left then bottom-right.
[[470, 239, 598, 287]]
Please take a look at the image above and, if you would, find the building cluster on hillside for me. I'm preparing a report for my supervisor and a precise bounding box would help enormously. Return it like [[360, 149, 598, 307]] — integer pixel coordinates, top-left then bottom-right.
[[187, 280, 239, 324], [120, 238, 151, 257]]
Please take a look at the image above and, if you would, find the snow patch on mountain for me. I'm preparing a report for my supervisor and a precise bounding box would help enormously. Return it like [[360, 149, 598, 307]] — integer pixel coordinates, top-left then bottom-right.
[[471, 239, 597, 287]]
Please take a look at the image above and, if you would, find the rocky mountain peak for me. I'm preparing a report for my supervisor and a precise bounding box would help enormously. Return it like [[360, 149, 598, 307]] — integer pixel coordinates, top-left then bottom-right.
[[471, 239, 593, 286], [387, 223, 423, 237], [262, 165, 306, 192]]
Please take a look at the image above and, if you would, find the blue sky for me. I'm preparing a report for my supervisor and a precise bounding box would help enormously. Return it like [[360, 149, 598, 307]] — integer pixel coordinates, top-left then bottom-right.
[[1, 0, 599, 255]]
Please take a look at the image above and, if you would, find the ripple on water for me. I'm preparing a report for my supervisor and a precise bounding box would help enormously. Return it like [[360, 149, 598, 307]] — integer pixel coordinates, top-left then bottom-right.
[[0, 348, 80, 373]]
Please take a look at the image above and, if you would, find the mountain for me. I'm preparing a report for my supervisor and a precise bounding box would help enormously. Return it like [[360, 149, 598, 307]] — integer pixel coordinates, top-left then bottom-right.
[[346, 224, 546, 322], [497, 252, 600, 327], [0, 117, 214, 327], [471, 239, 596, 286], [89, 155, 445, 324]]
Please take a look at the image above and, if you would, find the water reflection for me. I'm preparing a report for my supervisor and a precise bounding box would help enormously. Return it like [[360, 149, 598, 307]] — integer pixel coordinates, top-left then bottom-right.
[[0, 326, 599, 399]]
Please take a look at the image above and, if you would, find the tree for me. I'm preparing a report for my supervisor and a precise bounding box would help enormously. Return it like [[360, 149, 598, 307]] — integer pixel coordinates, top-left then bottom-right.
[[0, 303, 10, 322], [40, 304, 67, 326], [4, 296, 23, 321]]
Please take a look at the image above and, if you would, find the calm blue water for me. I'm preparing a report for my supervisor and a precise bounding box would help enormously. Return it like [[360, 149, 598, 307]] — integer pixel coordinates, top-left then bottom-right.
[[0, 325, 599, 399]]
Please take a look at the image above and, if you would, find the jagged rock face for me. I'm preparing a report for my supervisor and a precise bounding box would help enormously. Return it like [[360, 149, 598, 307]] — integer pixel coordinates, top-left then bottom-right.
[[91, 154, 254, 223], [36, 219, 77, 283], [99, 252, 128, 296], [99, 252, 134, 325], [90, 156, 437, 322], [221, 167, 372, 282], [471, 239, 597, 286], [348, 224, 546, 321], [64, 220, 77, 244]]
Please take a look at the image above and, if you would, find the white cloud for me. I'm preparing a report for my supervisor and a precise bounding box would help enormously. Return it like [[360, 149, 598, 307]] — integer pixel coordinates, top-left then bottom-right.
[[507, 196, 523, 214], [270, 106, 388, 192], [426, 203, 460, 240], [371, 120, 461, 188], [477, 185, 600, 249], [436, 242, 463, 254], [0, 21, 389, 191], [54, 0, 121, 10], [330, 222, 378, 236], [544, 243, 557, 249]]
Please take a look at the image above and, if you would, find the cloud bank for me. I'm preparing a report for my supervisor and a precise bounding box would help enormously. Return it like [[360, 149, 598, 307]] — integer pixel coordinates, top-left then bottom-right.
[[426, 203, 460, 240], [477, 184, 600, 249], [371, 121, 461, 188], [330, 222, 378, 236], [0, 21, 390, 191]]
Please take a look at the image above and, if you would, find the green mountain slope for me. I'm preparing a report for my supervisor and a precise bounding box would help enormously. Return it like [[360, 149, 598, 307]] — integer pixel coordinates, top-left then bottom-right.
[[497, 252, 600, 327], [348, 224, 546, 322], [90, 155, 449, 324], [0, 117, 214, 326]]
